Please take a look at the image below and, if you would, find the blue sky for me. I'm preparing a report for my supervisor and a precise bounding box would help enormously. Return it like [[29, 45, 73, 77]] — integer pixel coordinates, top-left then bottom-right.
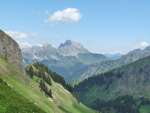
[[1, 0, 150, 53]]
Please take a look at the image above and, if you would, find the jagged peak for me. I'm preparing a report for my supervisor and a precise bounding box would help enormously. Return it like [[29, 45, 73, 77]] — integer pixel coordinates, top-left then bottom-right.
[[58, 40, 85, 49], [58, 40, 89, 56]]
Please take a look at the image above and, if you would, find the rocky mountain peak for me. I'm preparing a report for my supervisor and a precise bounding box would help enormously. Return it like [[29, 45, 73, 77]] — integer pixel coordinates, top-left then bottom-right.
[[58, 40, 89, 56], [59, 40, 84, 48], [0, 30, 22, 69], [42, 43, 53, 48]]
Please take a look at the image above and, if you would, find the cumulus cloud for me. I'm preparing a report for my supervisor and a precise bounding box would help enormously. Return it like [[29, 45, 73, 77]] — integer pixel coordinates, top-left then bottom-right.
[[48, 8, 81, 23], [139, 41, 149, 49], [5, 30, 35, 49]]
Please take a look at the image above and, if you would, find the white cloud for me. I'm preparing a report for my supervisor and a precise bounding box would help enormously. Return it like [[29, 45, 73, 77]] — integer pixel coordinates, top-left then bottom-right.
[[5, 30, 35, 49], [6, 31, 29, 39], [139, 41, 149, 49], [48, 8, 81, 23], [18, 41, 32, 48]]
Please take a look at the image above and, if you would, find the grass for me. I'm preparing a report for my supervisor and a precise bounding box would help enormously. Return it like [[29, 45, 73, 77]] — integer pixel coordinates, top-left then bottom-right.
[[0, 79, 46, 113], [0, 58, 96, 113], [140, 105, 150, 113]]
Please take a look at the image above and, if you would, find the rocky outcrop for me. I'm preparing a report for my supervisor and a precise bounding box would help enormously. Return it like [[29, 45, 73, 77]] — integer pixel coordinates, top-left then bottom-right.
[[0, 30, 22, 69]]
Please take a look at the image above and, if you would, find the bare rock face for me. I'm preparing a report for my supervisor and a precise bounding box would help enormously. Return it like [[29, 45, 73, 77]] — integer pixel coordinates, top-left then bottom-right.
[[58, 40, 89, 56], [0, 30, 22, 69]]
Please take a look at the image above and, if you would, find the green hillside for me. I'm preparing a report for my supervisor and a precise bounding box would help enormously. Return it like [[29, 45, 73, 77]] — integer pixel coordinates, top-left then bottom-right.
[[0, 78, 46, 113], [0, 58, 96, 113], [74, 56, 150, 113]]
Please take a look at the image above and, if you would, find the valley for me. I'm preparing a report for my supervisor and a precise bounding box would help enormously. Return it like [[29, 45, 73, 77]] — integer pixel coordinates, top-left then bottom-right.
[[0, 29, 150, 113], [1, 1, 150, 113]]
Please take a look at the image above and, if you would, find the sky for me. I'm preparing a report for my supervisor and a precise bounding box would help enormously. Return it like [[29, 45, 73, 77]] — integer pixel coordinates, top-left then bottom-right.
[[1, 0, 150, 53]]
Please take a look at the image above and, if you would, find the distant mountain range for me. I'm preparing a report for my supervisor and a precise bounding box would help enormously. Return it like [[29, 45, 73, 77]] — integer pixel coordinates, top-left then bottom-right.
[[22, 40, 150, 83], [79, 46, 150, 81], [22, 40, 109, 82], [104, 53, 122, 60]]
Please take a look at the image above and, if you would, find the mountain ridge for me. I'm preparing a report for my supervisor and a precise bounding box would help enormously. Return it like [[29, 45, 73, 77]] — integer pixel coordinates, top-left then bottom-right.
[[74, 55, 150, 113], [77, 45, 150, 80]]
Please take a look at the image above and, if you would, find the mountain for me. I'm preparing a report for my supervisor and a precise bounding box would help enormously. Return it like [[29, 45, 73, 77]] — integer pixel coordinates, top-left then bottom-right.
[[22, 38, 150, 83], [77, 53, 108, 65], [23, 43, 59, 63], [22, 41, 108, 82], [78, 46, 150, 80], [74, 56, 150, 113], [58, 40, 89, 56], [0, 30, 96, 113]]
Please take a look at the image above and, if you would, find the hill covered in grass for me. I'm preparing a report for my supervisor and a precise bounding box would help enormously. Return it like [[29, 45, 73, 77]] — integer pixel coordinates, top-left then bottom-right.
[[0, 78, 46, 113], [0, 57, 96, 113]]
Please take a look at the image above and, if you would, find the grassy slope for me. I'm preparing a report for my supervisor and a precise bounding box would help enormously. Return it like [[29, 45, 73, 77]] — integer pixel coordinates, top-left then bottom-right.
[[0, 79, 46, 113], [0, 58, 96, 113]]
